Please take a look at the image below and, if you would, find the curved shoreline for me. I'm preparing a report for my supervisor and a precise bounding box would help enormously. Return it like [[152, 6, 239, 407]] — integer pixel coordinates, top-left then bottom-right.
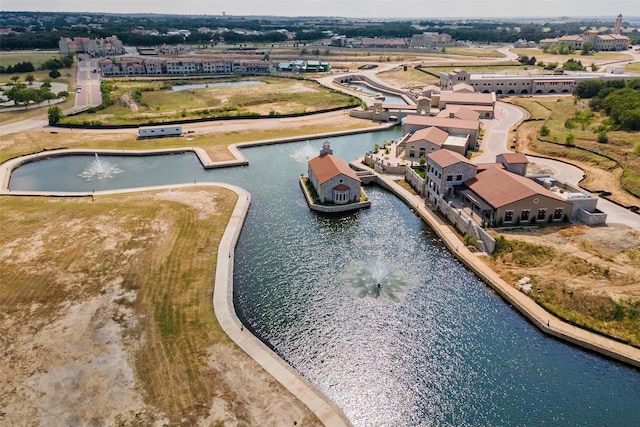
[[1, 129, 639, 426], [368, 169, 640, 369]]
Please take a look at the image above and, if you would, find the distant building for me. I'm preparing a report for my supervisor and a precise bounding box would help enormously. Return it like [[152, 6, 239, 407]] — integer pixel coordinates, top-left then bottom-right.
[[410, 32, 453, 48], [99, 57, 273, 77], [277, 60, 330, 73], [539, 14, 630, 51], [361, 38, 407, 49], [440, 68, 636, 96], [59, 35, 125, 57]]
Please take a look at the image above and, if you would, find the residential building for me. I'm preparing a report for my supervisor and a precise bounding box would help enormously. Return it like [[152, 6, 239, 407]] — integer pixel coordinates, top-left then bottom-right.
[[404, 114, 480, 152], [425, 149, 477, 200], [99, 57, 273, 77], [463, 166, 574, 226], [59, 35, 125, 57]]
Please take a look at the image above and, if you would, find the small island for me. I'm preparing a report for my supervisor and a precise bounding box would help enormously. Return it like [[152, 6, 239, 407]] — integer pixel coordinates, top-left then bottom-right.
[[300, 139, 370, 213]]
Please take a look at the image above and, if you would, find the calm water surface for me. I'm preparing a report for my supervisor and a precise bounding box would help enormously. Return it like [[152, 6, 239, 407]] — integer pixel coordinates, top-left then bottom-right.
[[8, 129, 640, 426]]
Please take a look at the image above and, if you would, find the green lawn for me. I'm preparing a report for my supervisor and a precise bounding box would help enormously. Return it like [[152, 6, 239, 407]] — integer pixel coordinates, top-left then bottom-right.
[[64, 76, 360, 126]]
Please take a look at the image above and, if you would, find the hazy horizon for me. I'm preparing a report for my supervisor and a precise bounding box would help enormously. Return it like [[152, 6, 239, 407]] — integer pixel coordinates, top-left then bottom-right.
[[1, 0, 638, 20]]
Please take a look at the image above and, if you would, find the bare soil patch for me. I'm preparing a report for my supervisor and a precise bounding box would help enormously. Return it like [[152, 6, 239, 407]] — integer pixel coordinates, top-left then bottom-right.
[[0, 190, 321, 426]]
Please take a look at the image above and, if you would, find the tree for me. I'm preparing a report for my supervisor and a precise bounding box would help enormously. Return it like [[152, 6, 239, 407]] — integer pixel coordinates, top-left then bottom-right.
[[563, 58, 585, 71], [581, 41, 593, 55], [48, 69, 61, 79], [25, 74, 35, 85], [48, 106, 63, 125]]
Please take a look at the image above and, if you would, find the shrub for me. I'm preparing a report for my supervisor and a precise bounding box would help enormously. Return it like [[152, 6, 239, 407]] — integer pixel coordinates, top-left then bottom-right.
[[565, 133, 576, 146], [597, 131, 609, 144], [539, 124, 550, 136]]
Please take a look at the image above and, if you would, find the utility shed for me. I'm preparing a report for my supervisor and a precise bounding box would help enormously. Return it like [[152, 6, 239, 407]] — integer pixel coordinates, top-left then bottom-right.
[[138, 125, 182, 139]]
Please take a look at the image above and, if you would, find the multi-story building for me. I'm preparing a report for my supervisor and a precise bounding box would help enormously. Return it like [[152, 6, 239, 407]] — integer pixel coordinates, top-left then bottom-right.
[[538, 14, 630, 51], [59, 36, 125, 57], [99, 57, 274, 77], [440, 69, 635, 96]]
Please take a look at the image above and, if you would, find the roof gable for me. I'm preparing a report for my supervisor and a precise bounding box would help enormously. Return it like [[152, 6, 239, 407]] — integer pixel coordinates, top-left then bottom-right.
[[427, 149, 474, 168], [465, 167, 563, 207], [408, 126, 449, 145], [309, 153, 360, 184]]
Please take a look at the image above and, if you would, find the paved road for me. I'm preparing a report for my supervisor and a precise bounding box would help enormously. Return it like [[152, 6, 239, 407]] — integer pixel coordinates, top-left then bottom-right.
[[73, 57, 102, 110]]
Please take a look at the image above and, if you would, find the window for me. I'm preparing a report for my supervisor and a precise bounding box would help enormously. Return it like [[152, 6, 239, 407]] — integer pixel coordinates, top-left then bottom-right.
[[446, 175, 453, 182], [504, 210, 514, 223], [521, 209, 530, 221], [409, 150, 415, 158], [537, 208, 547, 221], [553, 208, 563, 220], [456, 175, 462, 181]]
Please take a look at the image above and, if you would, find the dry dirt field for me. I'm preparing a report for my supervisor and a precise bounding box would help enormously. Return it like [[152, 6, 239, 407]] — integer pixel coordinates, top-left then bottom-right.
[[485, 223, 640, 300], [0, 190, 321, 426]]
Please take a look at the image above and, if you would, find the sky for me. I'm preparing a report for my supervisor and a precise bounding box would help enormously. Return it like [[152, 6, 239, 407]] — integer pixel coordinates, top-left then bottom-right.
[[1, 0, 637, 19]]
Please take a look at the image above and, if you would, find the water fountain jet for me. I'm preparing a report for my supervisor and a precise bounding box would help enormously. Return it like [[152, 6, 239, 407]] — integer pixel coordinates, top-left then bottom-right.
[[78, 153, 123, 181], [341, 259, 410, 302]]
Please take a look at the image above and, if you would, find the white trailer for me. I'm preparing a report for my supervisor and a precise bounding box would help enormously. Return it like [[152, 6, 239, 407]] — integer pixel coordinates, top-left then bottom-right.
[[138, 125, 183, 139]]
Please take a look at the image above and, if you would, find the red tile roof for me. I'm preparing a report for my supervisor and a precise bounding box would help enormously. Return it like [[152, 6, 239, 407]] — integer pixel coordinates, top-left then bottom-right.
[[309, 154, 360, 184], [499, 152, 529, 164], [465, 167, 564, 208], [405, 115, 480, 130], [427, 149, 474, 168], [408, 126, 449, 145]]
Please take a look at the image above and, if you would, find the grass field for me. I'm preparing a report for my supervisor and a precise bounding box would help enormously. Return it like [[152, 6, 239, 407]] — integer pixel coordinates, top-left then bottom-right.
[[0, 50, 68, 70], [490, 235, 640, 346], [64, 76, 360, 126], [510, 97, 640, 199], [0, 110, 374, 164], [0, 190, 234, 423]]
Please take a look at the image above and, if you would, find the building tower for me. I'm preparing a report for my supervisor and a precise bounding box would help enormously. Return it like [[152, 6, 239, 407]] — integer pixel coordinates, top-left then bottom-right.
[[613, 14, 622, 35], [319, 139, 333, 156]]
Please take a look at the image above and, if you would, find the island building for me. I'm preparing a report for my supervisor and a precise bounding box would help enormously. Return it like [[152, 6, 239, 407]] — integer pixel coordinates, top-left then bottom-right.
[[303, 140, 370, 213]]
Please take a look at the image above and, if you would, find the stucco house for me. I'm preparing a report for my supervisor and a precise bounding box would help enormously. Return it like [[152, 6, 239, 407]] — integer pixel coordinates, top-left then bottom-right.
[[425, 149, 477, 200], [496, 152, 529, 176], [307, 140, 362, 205], [404, 115, 480, 153], [400, 126, 469, 159], [462, 166, 573, 226]]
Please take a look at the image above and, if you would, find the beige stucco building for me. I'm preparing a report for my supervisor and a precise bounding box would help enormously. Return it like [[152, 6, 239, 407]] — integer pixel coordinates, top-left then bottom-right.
[[308, 140, 362, 205]]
